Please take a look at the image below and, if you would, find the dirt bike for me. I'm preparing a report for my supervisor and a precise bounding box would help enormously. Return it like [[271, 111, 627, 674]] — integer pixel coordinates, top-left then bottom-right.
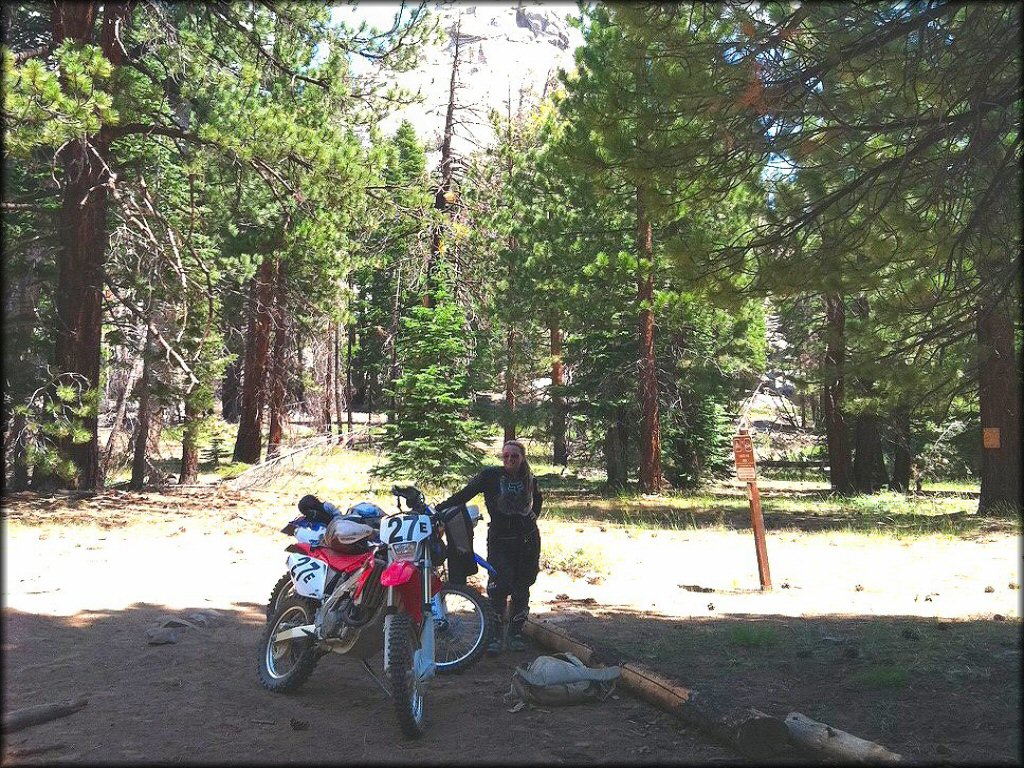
[[257, 485, 494, 738]]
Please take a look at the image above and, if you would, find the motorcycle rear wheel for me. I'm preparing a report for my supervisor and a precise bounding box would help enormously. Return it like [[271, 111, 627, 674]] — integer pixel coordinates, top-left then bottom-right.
[[433, 584, 494, 675], [258, 595, 319, 692], [385, 612, 427, 738]]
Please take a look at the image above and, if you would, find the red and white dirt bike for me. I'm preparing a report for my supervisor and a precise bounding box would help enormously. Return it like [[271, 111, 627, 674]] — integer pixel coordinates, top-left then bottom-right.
[[257, 485, 493, 738]]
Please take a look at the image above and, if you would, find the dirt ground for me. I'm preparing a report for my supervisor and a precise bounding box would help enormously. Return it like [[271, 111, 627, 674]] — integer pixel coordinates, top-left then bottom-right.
[[2, 485, 1021, 765]]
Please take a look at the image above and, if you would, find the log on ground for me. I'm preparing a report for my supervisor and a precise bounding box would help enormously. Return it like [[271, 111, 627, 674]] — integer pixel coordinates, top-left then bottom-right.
[[2, 698, 89, 733], [523, 619, 789, 758], [785, 711, 902, 763]]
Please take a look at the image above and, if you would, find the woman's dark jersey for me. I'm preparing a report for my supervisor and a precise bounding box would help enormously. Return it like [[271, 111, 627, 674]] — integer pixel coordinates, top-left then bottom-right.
[[438, 466, 542, 524]]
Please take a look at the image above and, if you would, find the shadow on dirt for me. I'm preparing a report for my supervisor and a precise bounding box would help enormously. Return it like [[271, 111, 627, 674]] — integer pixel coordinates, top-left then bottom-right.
[[1, 603, 733, 765], [5, 600, 1019, 765], [542, 606, 1023, 765]]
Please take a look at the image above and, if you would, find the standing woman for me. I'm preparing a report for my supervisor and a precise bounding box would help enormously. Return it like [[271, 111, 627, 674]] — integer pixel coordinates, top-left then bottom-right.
[[437, 440, 542, 653]]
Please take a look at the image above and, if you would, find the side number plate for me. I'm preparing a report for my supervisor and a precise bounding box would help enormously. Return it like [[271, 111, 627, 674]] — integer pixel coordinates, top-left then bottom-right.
[[287, 553, 327, 599]]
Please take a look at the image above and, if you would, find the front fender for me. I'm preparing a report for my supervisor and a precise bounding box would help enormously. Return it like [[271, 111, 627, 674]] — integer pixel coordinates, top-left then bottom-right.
[[381, 560, 418, 586]]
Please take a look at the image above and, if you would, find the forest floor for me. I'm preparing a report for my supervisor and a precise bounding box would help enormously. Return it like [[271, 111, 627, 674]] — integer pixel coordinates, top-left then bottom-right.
[[2, 448, 1021, 765]]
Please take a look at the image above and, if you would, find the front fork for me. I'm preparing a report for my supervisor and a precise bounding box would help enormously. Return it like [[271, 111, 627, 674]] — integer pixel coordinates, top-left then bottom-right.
[[382, 560, 436, 683]]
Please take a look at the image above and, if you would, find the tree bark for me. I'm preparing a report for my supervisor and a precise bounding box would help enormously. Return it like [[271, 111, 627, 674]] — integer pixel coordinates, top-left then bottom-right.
[[889, 407, 913, 493], [388, 266, 401, 421], [424, 21, 461, 308], [853, 412, 888, 493], [821, 293, 854, 494], [7, 413, 30, 491], [334, 322, 344, 442], [266, 258, 289, 459], [636, 189, 662, 493], [130, 327, 157, 489], [550, 314, 568, 465], [232, 255, 276, 463], [504, 325, 517, 444], [101, 351, 142, 481], [346, 322, 354, 434], [976, 274, 1022, 513], [604, 423, 625, 488], [322, 322, 333, 435], [179, 399, 200, 484], [221, 357, 241, 423], [50, 2, 129, 491], [605, 406, 629, 488]]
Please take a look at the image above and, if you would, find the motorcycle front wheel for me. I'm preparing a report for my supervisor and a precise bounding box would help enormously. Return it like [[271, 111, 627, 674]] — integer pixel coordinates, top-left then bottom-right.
[[257, 595, 319, 692], [385, 612, 427, 738], [432, 584, 494, 675]]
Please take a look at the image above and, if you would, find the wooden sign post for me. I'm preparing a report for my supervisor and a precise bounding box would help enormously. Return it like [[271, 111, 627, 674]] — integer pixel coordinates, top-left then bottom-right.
[[734, 429, 771, 590]]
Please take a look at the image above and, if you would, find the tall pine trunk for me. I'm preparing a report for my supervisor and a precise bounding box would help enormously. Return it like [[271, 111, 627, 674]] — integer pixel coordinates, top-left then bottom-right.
[[821, 293, 854, 494], [7, 413, 30, 491], [604, 407, 629, 488], [976, 273, 1022, 513], [425, 22, 461, 307], [179, 400, 200, 484], [130, 327, 157, 489], [322, 322, 333, 435], [266, 259, 289, 459], [222, 357, 241, 423], [550, 314, 568, 465], [50, 2, 129, 491], [853, 412, 888, 493], [232, 255, 275, 463], [346, 322, 354, 434], [504, 325, 517, 444], [334, 323, 344, 441], [636, 189, 662, 493], [889, 407, 913, 493], [101, 350, 142, 482]]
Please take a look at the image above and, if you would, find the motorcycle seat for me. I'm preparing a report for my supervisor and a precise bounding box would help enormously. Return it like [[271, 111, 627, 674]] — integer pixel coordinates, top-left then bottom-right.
[[293, 541, 372, 574]]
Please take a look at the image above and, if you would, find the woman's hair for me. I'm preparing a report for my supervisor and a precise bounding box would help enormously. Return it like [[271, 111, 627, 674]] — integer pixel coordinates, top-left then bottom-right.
[[503, 440, 533, 487]]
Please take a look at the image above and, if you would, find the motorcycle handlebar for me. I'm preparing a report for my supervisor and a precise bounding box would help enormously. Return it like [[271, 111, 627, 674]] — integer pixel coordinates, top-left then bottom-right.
[[391, 484, 426, 510]]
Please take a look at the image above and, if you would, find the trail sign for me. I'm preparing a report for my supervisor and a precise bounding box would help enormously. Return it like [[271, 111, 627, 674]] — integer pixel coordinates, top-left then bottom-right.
[[983, 428, 1001, 449], [734, 430, 771, 591], [733, 433, 757, 481]]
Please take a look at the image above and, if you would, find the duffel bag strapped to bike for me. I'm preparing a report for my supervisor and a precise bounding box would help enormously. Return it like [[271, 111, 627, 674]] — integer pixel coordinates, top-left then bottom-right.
[[324, 517, 375, 554], [509, 652, 621, 707]]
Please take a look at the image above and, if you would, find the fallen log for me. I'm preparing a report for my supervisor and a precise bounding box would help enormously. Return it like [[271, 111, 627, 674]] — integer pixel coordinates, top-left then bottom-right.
[[6, 742, 66, 758], [523, 618, 790, 758], [785, 711, 902, 763], [2, 698, 88, 733]]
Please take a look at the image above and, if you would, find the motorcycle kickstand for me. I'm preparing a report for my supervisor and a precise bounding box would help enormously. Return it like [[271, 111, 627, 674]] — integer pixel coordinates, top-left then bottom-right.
[[359, 659, 392, 699]]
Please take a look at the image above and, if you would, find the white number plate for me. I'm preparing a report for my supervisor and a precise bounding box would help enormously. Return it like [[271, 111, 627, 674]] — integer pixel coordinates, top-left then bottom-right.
[[287, 553, 327, 599], [379, 514, 433, 545]]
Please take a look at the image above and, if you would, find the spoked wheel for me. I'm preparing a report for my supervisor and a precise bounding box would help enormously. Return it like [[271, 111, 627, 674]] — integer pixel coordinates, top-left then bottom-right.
[[265, 573, 295, 622], [432, 584, 494, 675], [257, 595, 319, 692], [385, 612, 427, 738]]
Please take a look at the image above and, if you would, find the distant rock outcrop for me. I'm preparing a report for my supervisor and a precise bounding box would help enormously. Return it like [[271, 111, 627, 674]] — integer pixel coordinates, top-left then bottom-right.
[[379, 2, 583, 163]]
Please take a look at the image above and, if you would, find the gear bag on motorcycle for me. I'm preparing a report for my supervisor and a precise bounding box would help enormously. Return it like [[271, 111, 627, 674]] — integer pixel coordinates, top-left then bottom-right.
[[324, 517, 375, 554], [508, 652, 620, 707]]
